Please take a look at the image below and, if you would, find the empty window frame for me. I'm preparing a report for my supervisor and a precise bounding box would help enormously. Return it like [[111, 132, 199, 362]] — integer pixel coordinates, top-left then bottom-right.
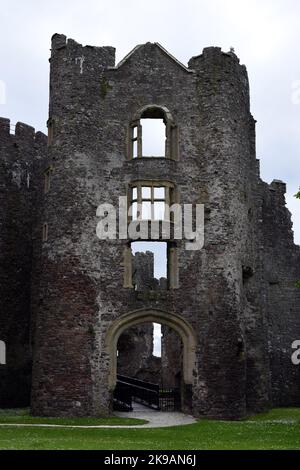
[[130, 122, 140, 159], [140, 118, 166, 157], [124, 241, 179, 290], [129, 106, 178, 160], [47, 118, 54, 146], [132, 241, 167, 284], [42, 223, 49, 242], [44, 167, 52, 194], [130, 183, 173, 221], [0, 340, 6, 365]]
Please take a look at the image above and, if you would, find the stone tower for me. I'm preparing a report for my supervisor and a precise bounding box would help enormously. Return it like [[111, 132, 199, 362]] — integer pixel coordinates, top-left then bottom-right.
[[0, 119, 46, 407], [1, 34, 299, 419]]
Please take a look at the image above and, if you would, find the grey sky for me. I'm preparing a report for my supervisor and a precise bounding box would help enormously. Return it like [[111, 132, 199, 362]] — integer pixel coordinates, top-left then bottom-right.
[[1, 0, 299, 243]]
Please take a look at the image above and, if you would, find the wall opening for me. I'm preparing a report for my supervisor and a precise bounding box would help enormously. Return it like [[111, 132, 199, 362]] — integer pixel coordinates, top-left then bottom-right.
[[153, 323, 162, 357], [132, 241, 167, 290], [140, 118, 166, 157], [124, 241, 179, 290], [242, 265, 254, 285], [0, 341, 6, 365], [105, 309, 196, 414], [116, 320, 183, 411], [129, 105, 178, 160], [47, 118, 54, 146], [42, 223, 49, 242], [44, 167, 52, 194]]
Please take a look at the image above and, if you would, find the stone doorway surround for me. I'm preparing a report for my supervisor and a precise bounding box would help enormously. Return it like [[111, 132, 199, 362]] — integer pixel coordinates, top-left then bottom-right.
[[104, 309, 197, 390]]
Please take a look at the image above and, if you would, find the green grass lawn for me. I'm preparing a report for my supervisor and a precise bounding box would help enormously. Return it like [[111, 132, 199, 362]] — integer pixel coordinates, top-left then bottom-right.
[[0, 408, 299, 450], [0, 408, 147, 427]]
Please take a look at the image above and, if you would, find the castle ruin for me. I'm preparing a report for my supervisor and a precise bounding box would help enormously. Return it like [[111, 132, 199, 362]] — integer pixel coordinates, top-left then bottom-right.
[[0, 34, 299, 419]]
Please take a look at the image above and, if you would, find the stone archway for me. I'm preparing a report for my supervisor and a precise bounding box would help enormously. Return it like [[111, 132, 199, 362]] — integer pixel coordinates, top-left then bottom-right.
[[132, 104, 175, 125], [104, 308, 197, 390]]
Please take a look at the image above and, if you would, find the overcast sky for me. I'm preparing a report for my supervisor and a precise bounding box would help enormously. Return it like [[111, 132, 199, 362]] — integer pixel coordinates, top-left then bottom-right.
[[0, 0, 299, 244]]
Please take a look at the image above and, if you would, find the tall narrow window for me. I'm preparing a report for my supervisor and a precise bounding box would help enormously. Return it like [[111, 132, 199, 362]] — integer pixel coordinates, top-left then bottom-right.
[[0, 340, 6, 365], [42, 223, 49, 242], [47, 118, 54, 146], [153, 323, 162, 357], [44, 167, 52, 194], [131, 123, 139, 159]]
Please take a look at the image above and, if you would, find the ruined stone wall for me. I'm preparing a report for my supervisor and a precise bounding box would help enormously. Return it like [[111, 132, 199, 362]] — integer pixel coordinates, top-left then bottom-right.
[[240, 158, 271, 413], [0, 118, 46, 407], [261, 180, 300, 406], [132, 251, 154, 291], [31, 35, 117, 416], [161, 326, 182, 388], [117, 323, 161, 384], [187, 48, 258, 418]]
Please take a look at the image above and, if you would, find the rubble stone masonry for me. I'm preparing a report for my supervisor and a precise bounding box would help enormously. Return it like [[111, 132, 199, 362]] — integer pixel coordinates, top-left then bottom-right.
[[0, 34, 299, 418]]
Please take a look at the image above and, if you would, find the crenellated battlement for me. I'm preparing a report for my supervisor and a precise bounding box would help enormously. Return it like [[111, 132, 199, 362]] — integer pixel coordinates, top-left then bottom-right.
[[0, 117, 47, 151], [0, 117, 10, 134]]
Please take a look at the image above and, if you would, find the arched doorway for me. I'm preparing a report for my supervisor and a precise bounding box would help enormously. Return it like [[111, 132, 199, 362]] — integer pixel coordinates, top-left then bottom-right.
[[104, 309, 197, 413]]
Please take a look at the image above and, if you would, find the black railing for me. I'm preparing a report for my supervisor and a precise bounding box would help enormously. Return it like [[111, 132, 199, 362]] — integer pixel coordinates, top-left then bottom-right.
[[117, 375, 159, 409], [159, 388, 181, 411], [113, 374, 181, 412], [113, 382, 133, 411], [117, 375, 159, 392]]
